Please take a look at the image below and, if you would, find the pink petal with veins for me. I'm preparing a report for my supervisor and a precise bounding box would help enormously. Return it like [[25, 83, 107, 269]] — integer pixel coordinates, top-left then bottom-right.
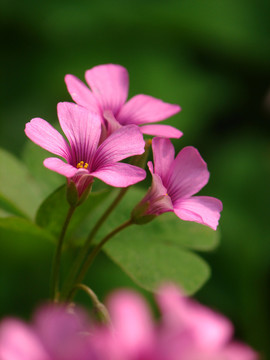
[[64, 74, 100, 113], [117, 94, 181, 125], [44, 157, 78, 178], [93, 125, 145, 167], [91, 163, 146, 188], [57, 102, 101, 166], [24, 118, 70, 160], [85, 64, 129, 115], [152, 138, 175, 182], [140, 124, 182, 139], [143, 170, 173, 215], [166, 146, 210, 202], [174, 196, 223, 230]]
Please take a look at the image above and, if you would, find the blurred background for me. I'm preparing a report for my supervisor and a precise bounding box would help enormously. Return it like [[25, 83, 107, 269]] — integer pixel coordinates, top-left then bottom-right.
[[1, 0, 270, 357]]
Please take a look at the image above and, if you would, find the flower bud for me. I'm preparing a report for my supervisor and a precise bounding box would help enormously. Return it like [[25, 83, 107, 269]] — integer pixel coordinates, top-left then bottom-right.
[[131, 201, 157, 225]]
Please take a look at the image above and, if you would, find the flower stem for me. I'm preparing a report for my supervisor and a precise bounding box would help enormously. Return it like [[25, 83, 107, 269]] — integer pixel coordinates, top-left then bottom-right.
[[86, 187, 129, 248], [51, 206, 76, 302], [61, 187, 129, 298], [66, 218, 133, 302], [68, 284, 111, 325]]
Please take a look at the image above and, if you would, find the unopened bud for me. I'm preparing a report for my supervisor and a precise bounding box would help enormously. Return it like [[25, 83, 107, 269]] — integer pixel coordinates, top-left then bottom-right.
[[131, 201, 157, 225], [66, 180, 79, 207]]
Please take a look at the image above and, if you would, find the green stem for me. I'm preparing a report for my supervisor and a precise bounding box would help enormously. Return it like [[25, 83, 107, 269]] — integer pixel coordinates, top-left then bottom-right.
[[86, 187, 129, 249], [51, 206, 75, 302], [66, 219, 133, 302], [61, 187, 129, 298], [69, 284, 111, 324]]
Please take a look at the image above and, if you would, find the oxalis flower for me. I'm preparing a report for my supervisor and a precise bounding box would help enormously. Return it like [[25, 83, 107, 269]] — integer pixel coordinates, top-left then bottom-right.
[[0, 305, 95, 360], [65, 64, 182, 140], [25, 102, 146, 201], [93, 285, 258, 360], [0, 286, 258, 360], [132, 137, 222, 230]]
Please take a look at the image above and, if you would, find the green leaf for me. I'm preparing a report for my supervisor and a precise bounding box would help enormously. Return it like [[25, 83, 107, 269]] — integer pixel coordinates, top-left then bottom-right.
[[0, 216, 55, 316], [87, 187, 218, 294], [150, 213, 220, 251], [0, 148, 44, 219], [0, 193, 27, 218], [22, 141, 63, 198], [105, 236, 210, 295], [0, 217, 55, 251], [36, 185, 113, 242]]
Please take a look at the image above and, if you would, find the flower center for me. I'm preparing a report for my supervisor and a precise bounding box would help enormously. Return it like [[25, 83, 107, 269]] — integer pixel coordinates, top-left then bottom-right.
[[76, 161, 89, 169]]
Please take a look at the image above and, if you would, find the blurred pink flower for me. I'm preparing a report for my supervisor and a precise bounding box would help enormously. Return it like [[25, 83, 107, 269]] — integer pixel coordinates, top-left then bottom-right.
[[0, 305, 95, 360], [65, 64, 182, 140], [0, 287, 258, 360], [156, 285, 257, 360], [132, 137, 222, 229], [94, 286, 258, 360], [25, 102, 146, 197]]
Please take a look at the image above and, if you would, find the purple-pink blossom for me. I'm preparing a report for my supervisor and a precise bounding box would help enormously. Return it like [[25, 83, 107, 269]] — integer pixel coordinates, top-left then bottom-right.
[[0, 286, 258, 360], [132, 137, 222, 230], [25, 102, 146, 197], [65, 64, 182, 140], [93, 286, 258, 360], [0, 305, 94, 360]]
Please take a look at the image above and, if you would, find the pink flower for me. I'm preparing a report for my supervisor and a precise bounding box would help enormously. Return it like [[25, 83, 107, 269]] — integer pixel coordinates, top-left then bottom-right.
[[0, 287, 258, 360], [156, 285, 258, 360], [92, 286, 258, 360], [25, 102, 146, 198], [65, 64, 182, 140], [0, 305, 95, 360], [132, 137, 222, 230]]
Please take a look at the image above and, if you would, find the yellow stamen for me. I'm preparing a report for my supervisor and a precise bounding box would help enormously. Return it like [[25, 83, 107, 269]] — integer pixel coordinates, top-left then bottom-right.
[[76, 161, 88, 169]]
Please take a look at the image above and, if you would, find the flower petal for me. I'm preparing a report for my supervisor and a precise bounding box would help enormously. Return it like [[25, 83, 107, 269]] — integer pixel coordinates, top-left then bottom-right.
[[117, 94, 181, 125], [93, 125, 145, 168], [74, 173, 94, 197], [103, 110, 122, 135], [85, 64, 129, 115], [57, 102, 101, 166], [140, 124, 183, 139], [65, 74, 100, 113], [143, 167, 174, 215], [166, 146, 210, 201], [107, 291, 154, 355], [33, 305, 91, 360], [91, 163, 146, 187], [157, 285, 232, 351], [25, 118, 70, 160], [0, 319, 49, 360], [174, 196, 223, 230], [152, 138, 175, 183], [222, 342, 259, 360], [44, 157, 78, 178]]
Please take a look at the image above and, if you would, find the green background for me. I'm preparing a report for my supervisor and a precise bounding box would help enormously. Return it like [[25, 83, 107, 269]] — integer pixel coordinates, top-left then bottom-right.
[[1, 0, 270, 358]]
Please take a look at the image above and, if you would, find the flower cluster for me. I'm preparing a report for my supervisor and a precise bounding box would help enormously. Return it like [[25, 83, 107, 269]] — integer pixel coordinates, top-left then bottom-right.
[[25, 64, 222, 228], [0, 286, 258, 360], [6, 63, 258, 359]]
